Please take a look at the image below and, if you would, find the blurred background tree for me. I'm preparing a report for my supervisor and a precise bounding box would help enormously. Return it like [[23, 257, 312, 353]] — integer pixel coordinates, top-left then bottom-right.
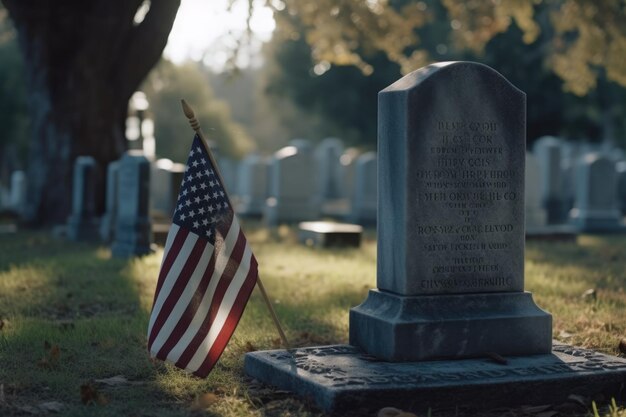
[[0, 8, 29, 185], [142, 60, 254, 163], [1, 0, 179, 224]]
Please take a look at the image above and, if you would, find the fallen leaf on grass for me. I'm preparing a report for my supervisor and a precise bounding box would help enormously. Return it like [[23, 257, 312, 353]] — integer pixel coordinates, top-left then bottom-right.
[[0, 318, 5, 331], [49, 345, 60, 361], [245, 341, 257, 352], [582, 288, 597, 301], [80, 382, 108, 405], [619, 337, 626, 354], [191, 392, 219, 410]]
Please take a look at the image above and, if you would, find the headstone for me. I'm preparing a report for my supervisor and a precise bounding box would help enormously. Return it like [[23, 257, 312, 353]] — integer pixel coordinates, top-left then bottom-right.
[[9, 170, 27, 214], [617, 161, 626, 216], [315, 137, 345, 200], [111, 151, 153, 257], [298, 221, 362, 248], [525, 153, 547, 230], [67, 157, 99, 241], [533, 136, 566, 223], [351, 61, 551, 360], [150, 158, 185, 221], [289, 138, 314, 152], [244, 62, 626, 413], [215, 157, 239, 196], [100, 160, 120, 242], [264, 146, 320, 225], [569, 153, 623, 232], [236, 153, 268, 217], [348, 152, 377, 224], [340, 148, 360, 201]]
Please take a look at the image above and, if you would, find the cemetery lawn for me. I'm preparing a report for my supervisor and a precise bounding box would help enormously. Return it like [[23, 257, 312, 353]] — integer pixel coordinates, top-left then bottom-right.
[[0, 226, 625, 417]]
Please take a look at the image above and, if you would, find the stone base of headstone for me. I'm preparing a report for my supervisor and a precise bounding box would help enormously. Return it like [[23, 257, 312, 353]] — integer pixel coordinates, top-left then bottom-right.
[[569, 209, 625, 233], [525, 224, 578, 242], [298, 221, 362, 248], [264, 198, 320, 226], [67, 215, 100, 241], [111, 219, 153, 257], [245, 343, 626, 414], [350, 290, 551, 361]]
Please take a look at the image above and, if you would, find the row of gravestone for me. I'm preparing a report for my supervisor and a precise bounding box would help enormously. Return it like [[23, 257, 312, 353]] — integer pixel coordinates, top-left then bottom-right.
[[526, 136, 626, 232], [2, 138, 626, 236], [147, 137, 377, 226]]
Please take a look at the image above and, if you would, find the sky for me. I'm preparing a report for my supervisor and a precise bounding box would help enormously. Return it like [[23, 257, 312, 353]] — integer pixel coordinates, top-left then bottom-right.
[[163, 0, 276, 71]]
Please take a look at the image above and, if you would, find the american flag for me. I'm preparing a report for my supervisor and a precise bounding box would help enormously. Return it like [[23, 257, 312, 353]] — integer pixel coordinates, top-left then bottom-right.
[[147, 134, 258, 377]]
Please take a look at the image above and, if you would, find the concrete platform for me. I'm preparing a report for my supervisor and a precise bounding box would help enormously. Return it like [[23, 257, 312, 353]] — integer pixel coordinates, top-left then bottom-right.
[[298, 221, 362, 248], [245, 343, 626, 414]]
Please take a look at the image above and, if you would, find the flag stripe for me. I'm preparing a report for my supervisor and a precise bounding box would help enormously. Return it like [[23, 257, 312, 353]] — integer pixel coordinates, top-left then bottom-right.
[[154, 249, 217, 360], [163, 217, 242, 364], [149, 235, 215, 355], [194, 257, 258, 377], [148, 232, 198, 337], [150, 225, 188, 310], [148, 236, 208, 347], [175, 228, 248, 370]]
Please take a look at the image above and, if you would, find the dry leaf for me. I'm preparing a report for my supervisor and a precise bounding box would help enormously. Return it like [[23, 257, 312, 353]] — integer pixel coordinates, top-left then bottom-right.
[[95, 375, 128, 386], [80, 382, 108, 405], [39, 401, 64, 413], [582, 288, 597, 300], [245, 342, 256, 352], [0, 319, 5, 331], [191, 392, 219, 410], [49, 345, 61, 361], [618, 337, 626, 354]]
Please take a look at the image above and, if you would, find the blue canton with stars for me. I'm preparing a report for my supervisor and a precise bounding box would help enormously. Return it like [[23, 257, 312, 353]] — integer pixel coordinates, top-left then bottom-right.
[[173, 135, 231, 245]]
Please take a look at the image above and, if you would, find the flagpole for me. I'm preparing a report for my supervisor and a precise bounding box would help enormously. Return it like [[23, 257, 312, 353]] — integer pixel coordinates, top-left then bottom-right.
[[181, 99, 291, 350]]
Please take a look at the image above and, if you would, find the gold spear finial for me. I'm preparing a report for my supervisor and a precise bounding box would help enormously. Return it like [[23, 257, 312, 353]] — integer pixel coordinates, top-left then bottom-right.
[[181, 99, 201, 133]]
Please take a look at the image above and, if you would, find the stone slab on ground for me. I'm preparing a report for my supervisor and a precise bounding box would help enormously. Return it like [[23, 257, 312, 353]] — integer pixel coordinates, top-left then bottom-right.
[[245, 343, 626, 414], [298, 221, 362, 248], [525, 224, 578, 242]]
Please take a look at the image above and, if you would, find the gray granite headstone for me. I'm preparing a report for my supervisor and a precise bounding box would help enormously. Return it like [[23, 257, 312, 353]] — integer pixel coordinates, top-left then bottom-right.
[[67, 156, 99, 241], [525, 153, 547, 230], [533, 136, 566, 224], [569, 152, 623, 232], [348, 152, 377, 224], [264, 145, 320, 225], [350, 61, 551, 361], [236, 153, 268, 217], [100, 160, 120, 242], [617, 161, 626, 216], [111, 151, 153, 257], [315, 137, 345, 200], [8, 170, 26, 214]]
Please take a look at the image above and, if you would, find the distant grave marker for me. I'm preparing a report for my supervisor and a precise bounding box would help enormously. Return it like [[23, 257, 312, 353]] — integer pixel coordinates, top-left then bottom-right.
[[67, 156, 99, 241]]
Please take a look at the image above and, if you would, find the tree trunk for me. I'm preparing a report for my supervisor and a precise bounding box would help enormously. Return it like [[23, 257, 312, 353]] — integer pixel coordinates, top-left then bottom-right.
[[1, 0, 180, 225]]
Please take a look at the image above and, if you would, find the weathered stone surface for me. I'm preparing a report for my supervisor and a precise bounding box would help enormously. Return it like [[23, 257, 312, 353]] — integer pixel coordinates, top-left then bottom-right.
[[377, 62, 525, 296], [350, 290, 551, 361], [245, 343, 626, 414], [351, 62, 551, 361], [111, 151, 153, 257], [100, 160, 120, 243], [67, 156, 99, 241], [348, 152, 377, 225], [569, 153, 624, 232]]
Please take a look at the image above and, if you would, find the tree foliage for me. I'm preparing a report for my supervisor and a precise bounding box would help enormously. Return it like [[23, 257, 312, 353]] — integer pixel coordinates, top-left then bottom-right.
[[270, 0, 626, 96], [142, 60, 254, 163]]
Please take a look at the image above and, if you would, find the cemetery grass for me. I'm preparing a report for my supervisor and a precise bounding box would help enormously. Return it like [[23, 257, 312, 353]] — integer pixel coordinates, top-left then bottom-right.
[[0, 226, 624, 417]]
